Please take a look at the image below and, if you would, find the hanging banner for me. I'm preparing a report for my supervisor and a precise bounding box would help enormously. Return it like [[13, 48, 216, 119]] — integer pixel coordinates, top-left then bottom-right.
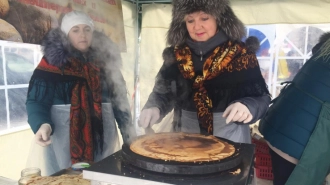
[[0, 0, 127, 52]]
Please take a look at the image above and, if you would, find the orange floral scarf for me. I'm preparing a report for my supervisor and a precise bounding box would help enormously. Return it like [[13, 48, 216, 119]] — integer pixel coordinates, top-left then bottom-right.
[[174, 41, 259, 134]]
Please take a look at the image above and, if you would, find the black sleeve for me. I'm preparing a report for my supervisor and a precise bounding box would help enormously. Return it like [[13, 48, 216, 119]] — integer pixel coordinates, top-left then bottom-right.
[[143, 62, 180, 122], [232, 94, 271, 124], [108, 70, 136, 144], [142, 47, 180, 121]]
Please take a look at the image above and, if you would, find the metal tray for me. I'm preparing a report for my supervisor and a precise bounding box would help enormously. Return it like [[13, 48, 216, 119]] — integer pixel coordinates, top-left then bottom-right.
[[122, 135, 243, 175]]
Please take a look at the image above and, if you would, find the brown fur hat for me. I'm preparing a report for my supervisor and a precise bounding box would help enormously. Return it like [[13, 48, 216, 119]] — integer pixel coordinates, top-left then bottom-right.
[[167, 0, 246, 46]]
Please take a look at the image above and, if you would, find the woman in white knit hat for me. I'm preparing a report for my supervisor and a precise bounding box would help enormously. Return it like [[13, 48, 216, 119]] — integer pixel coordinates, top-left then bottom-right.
[[26, 10, 136, 175]]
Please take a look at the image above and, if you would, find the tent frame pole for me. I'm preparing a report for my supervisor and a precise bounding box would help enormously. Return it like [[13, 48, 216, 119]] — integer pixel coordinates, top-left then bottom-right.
[[123, 0, 172, 126]]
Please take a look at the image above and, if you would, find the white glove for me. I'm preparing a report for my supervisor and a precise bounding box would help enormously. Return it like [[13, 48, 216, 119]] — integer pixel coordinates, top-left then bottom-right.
[[35, 123, 52, 147], [138, 107, 160, 128], [223, 102, 253, 124]]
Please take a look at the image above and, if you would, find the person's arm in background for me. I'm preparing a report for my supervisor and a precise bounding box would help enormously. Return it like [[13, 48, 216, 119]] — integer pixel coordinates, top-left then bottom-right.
[[26, 79, 55, 146], [139, 47, 179, 128], [107, 69, 136, 144], [93, 30, 137, 144]]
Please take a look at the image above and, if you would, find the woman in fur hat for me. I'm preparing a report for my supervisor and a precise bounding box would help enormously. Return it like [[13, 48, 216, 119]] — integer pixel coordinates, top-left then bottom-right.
[[139, 0, 270, 143], [26, 11, 136, 175], [259, 32, 330, 185]]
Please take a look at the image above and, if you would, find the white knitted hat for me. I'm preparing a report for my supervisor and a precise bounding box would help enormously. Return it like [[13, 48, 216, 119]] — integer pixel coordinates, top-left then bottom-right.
[[60, 10, 94, 35]]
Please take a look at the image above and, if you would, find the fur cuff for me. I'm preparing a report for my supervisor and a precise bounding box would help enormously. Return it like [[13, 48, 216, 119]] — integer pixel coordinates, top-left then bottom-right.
[[319, 32, 330, 44], [162, 47, 176, 65], [245, 36, 260, 53]]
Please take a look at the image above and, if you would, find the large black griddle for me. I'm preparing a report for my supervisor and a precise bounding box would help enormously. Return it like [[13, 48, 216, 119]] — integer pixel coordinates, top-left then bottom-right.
[[83, 143, 255, 185], [120, 157, 246, 185], [122, 135, 243, 175]]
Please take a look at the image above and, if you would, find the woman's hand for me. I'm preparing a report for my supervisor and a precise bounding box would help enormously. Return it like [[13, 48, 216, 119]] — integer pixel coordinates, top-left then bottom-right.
[[223, 102, 253, 124], [138, 107, 160, 128], [35, 123, 52, 147]]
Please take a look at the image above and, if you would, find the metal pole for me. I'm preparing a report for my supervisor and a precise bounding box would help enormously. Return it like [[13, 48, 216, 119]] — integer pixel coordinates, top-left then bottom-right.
[[123, 0, 171, 131], [133, 0, 142, 128]]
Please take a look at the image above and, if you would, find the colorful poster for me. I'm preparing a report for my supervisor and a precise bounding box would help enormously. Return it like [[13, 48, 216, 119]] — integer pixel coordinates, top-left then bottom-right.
[[0, 0, 127, 51]]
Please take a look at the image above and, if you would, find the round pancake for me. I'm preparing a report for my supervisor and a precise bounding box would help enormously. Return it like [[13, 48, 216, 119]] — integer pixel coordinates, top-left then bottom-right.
[[130, 132, 235, 162]]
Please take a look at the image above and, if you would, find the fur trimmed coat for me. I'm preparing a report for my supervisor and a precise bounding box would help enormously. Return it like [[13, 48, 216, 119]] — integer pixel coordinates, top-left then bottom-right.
[[143, 32, 271, 132], [26, 28, 135, 143], [142, 0, 270, 134]]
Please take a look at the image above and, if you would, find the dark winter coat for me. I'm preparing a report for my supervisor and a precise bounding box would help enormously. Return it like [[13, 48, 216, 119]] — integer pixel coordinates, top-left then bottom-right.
[[259, 32, 330, 185], [259, 33, 330, 160], [142, 0, 271, 132], [26, 28, 134, 143], [143, 30, 271, 131]]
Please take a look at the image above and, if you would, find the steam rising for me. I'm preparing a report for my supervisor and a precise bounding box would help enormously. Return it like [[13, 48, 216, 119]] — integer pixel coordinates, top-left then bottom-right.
[[92, 30, 126, 108], [91, 31, 136, 143]]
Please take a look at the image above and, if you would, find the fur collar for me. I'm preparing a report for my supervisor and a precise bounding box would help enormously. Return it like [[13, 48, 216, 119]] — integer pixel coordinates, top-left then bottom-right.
[[313, 32, 330, 60], [185, 30, 229, 56], [319, 32, 330, 44], [41, 28, 122, 69], [312, 32, 330, 55], [162, 35, 260, 66]]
